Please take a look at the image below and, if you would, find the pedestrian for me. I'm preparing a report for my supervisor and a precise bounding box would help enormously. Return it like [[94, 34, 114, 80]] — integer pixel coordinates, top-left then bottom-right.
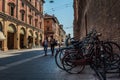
[[50, 36, 56, 56], [65, 34, 71, 47], [43, 38, 48, 56]]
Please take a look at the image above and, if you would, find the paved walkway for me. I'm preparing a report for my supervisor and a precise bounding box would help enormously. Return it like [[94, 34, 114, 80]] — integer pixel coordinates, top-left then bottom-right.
[[0, 47, 44, 58], [0, 49, 99, 80]]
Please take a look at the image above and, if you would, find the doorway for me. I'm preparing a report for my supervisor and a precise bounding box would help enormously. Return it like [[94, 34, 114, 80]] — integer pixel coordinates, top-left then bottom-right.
[[20, 34, 24, 49], [7, 32, 14, 49]]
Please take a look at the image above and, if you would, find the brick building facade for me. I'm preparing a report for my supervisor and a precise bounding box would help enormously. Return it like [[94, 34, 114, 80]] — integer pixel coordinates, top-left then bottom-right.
[[0, 0, 45, 51], [73, 0, 120, 44], [44, 14, 66, 46]]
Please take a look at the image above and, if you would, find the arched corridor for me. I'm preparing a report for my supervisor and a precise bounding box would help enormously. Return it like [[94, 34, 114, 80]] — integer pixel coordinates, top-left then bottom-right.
[[28, 30, 33, 48], [20, 28, 26, 49], [7, 24, 16, 49]]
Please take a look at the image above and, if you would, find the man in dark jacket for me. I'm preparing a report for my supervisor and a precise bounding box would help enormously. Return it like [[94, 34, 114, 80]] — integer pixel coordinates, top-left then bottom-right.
[[50, 36, 55, 56]]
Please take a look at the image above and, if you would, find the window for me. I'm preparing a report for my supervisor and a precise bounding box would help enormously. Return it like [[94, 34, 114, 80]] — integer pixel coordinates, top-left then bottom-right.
[[39, 6, 41, 11], [35, 19, 38, 27], [35, 0, 37, 7], [47, 27, 49, 31], [20, 10, 25, 21], [29, 8, 31, 12], [8, 3, 15, 16], [21, 2, 24, 7], [29, 17, 32, 24], [21, 13, 24, 21], [10, 6, 14, 16], [39, 22, 41, 29]]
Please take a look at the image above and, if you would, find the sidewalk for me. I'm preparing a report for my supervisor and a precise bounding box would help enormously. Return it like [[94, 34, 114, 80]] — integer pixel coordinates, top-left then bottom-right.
[[0, 46, 60, 54], [0, 47, 44, 58]]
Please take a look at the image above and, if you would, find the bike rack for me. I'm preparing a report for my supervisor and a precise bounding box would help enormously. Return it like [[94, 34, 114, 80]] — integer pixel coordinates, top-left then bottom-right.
[[92, 55, 120, 80]]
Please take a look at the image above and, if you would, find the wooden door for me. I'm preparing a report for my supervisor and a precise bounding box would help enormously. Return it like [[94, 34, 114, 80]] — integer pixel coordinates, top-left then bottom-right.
[[7, 32, 14, 49]]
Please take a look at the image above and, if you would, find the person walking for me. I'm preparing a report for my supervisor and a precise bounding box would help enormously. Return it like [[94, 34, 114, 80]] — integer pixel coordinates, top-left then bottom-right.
[[50, 36, 56, 56], [43, 38, 48, 56], [65, 34, 71, 47]]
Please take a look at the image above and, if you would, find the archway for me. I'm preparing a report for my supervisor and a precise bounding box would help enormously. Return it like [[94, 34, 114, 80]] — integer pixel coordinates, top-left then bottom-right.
[[39, 34, 42, 45], [0, 22, 2, 50], [7, 24, 16, 49], [35, 32, 38, 46], [20, 28, 25, 49], [28, 30, 33, 48]]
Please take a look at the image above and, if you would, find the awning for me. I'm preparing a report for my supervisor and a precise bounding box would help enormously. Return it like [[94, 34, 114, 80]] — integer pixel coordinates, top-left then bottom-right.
[[34, 33, 38, 38], [8, 26, 15, 33], [38, 36, 41, 40], [20, 29, 25, 35], [28, 31, 33, 36], [0, 31, 6, 41]]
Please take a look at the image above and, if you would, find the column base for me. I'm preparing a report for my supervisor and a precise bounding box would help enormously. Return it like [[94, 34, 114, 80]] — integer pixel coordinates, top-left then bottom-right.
[[2, 47, 8, 51]]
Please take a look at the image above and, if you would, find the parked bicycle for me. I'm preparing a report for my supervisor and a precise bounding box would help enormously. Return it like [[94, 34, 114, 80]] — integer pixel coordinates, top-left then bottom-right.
[[55, 29, 96, 70], [55, 29, 120, 76]]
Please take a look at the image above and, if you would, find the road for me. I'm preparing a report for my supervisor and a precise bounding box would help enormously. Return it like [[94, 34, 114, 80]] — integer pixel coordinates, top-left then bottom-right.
[[0, 48, 119, 80]]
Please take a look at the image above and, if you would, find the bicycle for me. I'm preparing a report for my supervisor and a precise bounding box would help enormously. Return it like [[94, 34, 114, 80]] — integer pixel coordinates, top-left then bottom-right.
[[61, 29, 120, 74], [55, 31, 93, 70]]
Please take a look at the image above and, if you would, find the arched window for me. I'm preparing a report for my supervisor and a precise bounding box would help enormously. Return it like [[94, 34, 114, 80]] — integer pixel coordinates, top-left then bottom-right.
[[28, 15, 32, 25], [35, 0, 37, 7], [8, 3, 15, 16], [21, 2, 24, 7], [21, 13, 25, 21], [35, 19, 38, 27], [39, 22, 41, 29], [20, 10, 25, 21], [10, 6, 14, 16]]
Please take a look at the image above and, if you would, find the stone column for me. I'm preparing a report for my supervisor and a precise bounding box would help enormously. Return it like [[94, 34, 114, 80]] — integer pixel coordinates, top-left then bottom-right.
[[14, 24, 20, 49], [38, 33, 41, 47], [2, 20, 8, 51], [32, 31, 35, 48], [24, 28, 28, 48]]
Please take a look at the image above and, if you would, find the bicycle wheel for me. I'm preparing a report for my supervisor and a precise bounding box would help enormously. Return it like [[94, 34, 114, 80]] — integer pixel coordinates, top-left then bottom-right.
[[90, 44, 111, 69], [62, 52, 85, 74], [99, 41, 120, 64], [55, 49, 66, 70], [104, 41, 120, 55], [55, 48, 74, 70], [106, 53, 120, 65]]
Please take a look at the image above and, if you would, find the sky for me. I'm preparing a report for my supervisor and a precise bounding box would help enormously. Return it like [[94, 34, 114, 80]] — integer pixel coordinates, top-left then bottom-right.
[[44, 0, 74, 37]]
